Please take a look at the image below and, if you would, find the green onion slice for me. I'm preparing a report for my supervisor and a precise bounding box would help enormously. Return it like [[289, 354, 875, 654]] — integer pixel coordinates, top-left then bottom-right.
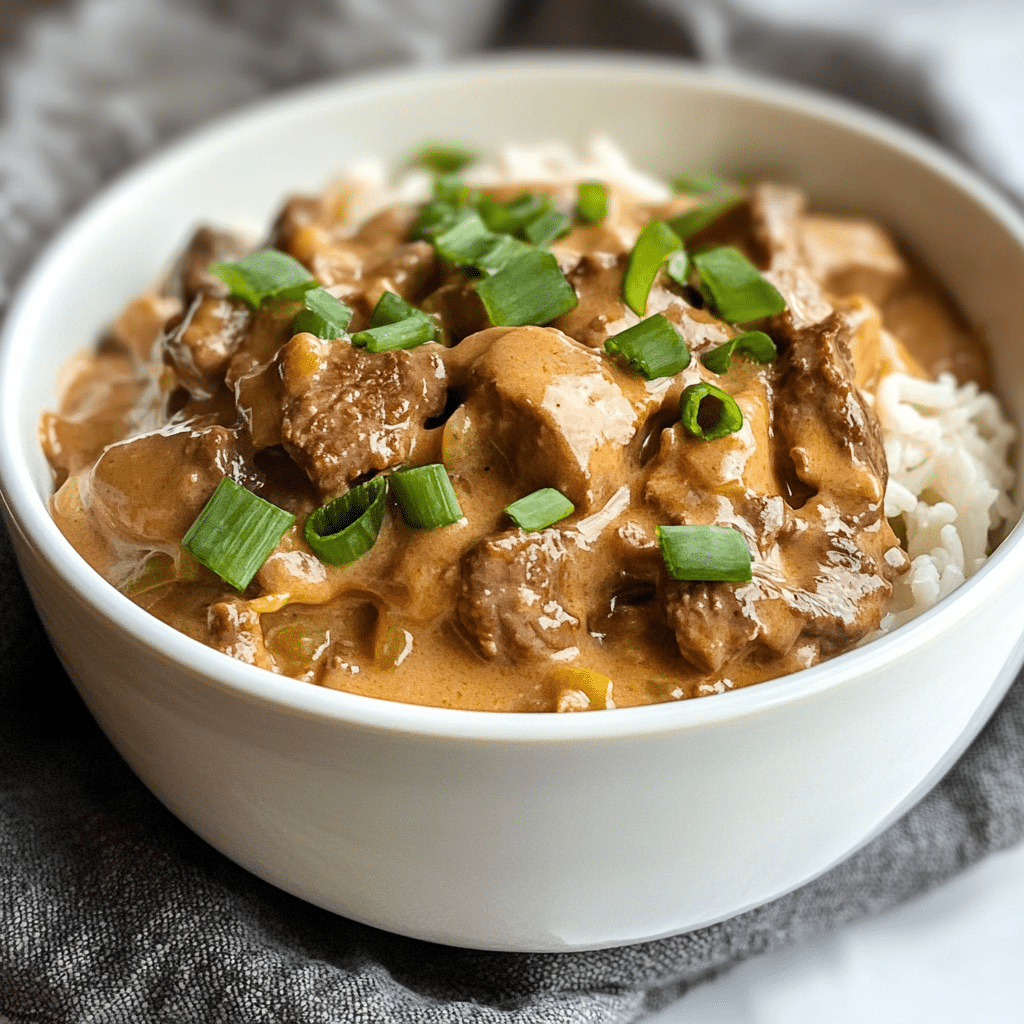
[[605, 313, 690, 380], [476, 249, 578, 327], [657, 524, 753, 582], [390, 464, 464, 529], [370, 291, 418, 327], [691, 246, 787, 323], [666, 250, 690, 289], [350, 291, 438, 351], [505, 488, 575, 532], [210, 249, 318, 308], [577, 181, 609, 223], [475, 233, 533, 277], [433, 172, 476, 208], [304, 476, 388, 567], [351, 317, 437, 352], [680, 381, 744, 441], [477, 192, 549, 236], [672, 172, 740, 195], [432, 214, 532, 277], [524, 209, 573, 247], [292, 287, 353, 339], [181, 477, 294, 591], [434, 213, 499, 269], [414, 144, 479, 175], [624, 219, 683, 316], [701, 330, 777, 374], [410, 200, 471, 241]]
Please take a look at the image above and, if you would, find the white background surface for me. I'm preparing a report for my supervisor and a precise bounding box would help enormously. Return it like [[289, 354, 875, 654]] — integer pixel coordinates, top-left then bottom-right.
[[648, 839, 1024, 1023]]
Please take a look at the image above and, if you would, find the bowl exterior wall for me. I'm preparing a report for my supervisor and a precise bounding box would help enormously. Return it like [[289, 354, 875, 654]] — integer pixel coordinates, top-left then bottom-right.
[[5, 57, 1024, 951], [10, 522, 1024, 951]]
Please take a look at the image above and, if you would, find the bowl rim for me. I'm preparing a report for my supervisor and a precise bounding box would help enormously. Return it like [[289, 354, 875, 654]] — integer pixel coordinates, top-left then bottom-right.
[[3, 50, 1024, 742]]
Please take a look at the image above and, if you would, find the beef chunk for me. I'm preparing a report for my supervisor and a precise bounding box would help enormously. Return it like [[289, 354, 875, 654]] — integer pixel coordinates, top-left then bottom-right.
[[279, 334, 447, 497], [457, 529, 585, 663], [170, 226, 250, 303], [162, 294, 251, 399], [447, 326, 646, 511], [657, 313, 907, 676]]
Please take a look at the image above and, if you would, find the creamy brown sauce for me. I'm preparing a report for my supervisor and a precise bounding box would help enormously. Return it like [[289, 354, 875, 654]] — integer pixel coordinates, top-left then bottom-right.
[[41, 170, 990, 711]]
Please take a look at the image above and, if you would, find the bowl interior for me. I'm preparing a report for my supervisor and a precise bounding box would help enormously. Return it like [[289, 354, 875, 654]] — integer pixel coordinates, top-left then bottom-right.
[[3, 54, 1024, 728]]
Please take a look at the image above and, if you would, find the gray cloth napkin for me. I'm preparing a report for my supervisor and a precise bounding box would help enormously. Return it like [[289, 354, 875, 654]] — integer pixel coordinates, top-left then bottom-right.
[[3, 1, 1024, 1020]]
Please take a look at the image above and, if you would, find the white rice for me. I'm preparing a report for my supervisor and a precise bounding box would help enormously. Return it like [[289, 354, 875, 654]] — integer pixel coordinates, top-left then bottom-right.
[[875, 372, 1016, 630], [334, 139, 1018, 632]]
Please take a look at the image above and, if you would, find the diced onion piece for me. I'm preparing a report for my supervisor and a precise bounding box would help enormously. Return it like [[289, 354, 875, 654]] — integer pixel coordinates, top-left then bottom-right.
[[701, 329, 777, 373], [181, 477, 295, 591], [657, 524, 752, 582], [547, 665, 613, 711], [524, 209, 573, 247], [390, 464, 464, 529], [476, 249, 578, 327], [680, 381, 744, 440], [691, 246, 786, 323], [304, 476, 388, 567], [624, 218, 682, 316], [210, 249, 317, 308], [505, 488, 575, 532], [576, 181, 609, 223], [292, 287, 353, 339], [414, 143, 479, 174], [605, 313, 690, 380]]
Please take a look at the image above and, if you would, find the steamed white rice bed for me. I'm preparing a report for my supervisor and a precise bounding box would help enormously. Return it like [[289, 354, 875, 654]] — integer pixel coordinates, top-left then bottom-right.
[[335, 138, 1018, 632]]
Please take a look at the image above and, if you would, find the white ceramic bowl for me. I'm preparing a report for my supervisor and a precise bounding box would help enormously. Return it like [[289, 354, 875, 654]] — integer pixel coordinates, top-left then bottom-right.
[[3, 55, 1024, 952]]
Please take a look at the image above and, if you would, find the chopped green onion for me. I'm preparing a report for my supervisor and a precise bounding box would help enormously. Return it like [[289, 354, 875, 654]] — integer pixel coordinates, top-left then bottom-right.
[[624, 219, 683, 316], [524, 209, 573, 247], [691, 246, 787, 323], [505, 488, 575, 532], [478, 192, 549, 236], [370, 290, 419, 327], [666, 250, 690, 289], [701, 330, 777, 374], [410, 200, 470, 241], [390, 464, 464, 529], [577, 181, 609, 223], [605, 313, 690, 380], [351, 317, 436, 352], [433, 172, 476, 208], [669, 191, 745, 241], [210, 249, 318, 308], [671, 172, 739, 195], [430, 214, 531, 277], [475, 233, 533, 276], [292, 287, 353, 339], [181, 477, 294, 591], [657, 524, 752, 582], [304, 476, 388, 567], [350, 290, 438, 351], [434, 214, 499, 269], [476, 249, 578, 327], [414, 144, 479, 174], [680, 381, 744, 440]]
